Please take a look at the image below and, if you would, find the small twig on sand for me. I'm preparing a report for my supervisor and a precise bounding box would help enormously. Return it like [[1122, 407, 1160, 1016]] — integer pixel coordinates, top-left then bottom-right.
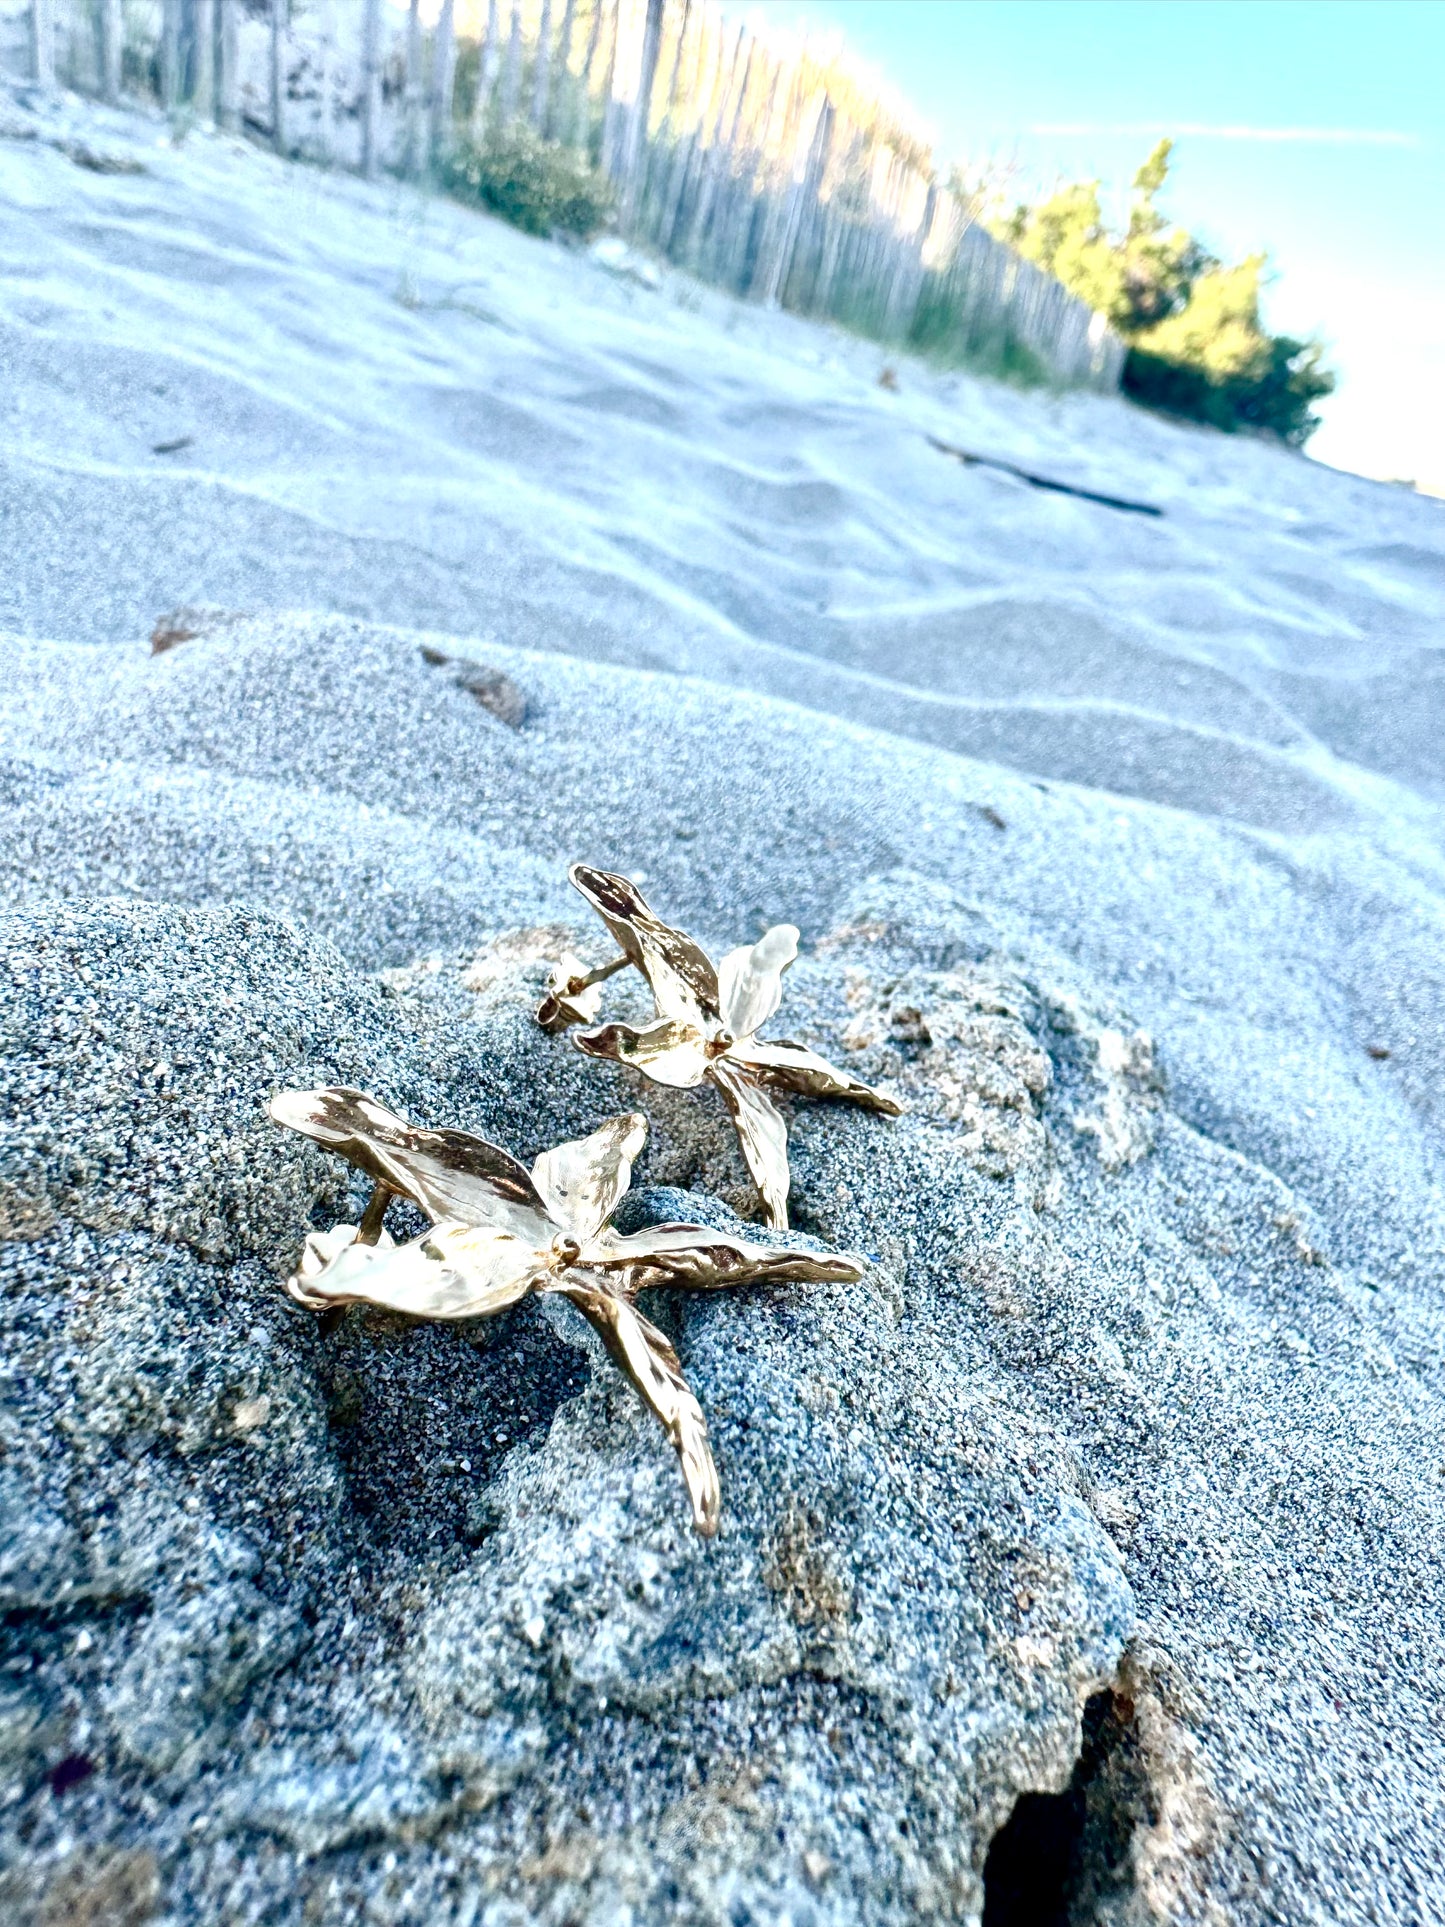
[[928, 435, 1163, 517]]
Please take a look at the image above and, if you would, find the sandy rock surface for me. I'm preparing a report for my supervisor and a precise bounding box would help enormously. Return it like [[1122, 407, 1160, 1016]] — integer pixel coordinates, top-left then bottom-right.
[[2, 85, 1445, 1927]]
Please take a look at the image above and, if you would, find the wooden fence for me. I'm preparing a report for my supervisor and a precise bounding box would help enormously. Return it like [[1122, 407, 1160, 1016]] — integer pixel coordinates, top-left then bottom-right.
[[3, 0, 1126, 388]]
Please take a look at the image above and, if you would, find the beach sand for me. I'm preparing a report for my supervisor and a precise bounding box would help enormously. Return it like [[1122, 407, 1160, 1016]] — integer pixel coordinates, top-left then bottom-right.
[[2, 85, 1444, 1926]]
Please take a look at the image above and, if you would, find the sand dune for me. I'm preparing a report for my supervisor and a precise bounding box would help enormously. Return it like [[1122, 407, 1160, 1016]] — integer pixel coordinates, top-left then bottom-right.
[[2, 90, 1441, 831]]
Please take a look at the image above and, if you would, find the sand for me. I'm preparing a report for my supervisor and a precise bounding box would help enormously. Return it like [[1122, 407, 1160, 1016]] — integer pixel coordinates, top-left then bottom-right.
[[2, 80, 1444, 1927]]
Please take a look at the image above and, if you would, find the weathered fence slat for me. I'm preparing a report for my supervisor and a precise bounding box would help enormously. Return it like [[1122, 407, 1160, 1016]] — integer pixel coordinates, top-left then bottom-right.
[[530, 0, 553, 129], [430, 0, 456, 161], [269, 0, 286, 153], [574, 0, 604, 148], [546, 0, 576, 141], [500, 0, 522, 123], [402, 0, 424, 173], [619, 0, 663, 220], [218, 0, 240, 131], [359, 0, 381, 170], [97, 0, 119, 101], [598, 0, 623, 177], [191, 0, 215, 123], [471, 0, 499, 136], [13, 0, 1122, 391]]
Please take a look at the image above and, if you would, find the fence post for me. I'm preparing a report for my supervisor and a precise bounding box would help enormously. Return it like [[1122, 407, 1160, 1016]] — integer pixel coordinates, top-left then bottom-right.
[[657, 0, 690, 138], [546, 0, 576, 140], [573, 0, 604, 150], [28, 0, 53, 87], [657, 6, 715, 253], [217, 0, 239, 128], [727, 52, 780, 293], [598, 0, 622, 177], [745, 57, 797, 301], [471, 0, 500, 138], [530, 0, 552, 129], [270, 0, 287, 155], [315, 0, 334, 161], [756, 85, 824, 307], [769, 92, 831, 309], [403, 0, 424, 174], [618, 0, 663, 224], [639, 0, 688, 239], [500, 1, 522, 122], [194, 0, 217, 123], [360, 0, 382, 171], [684, 25, 749, 270], [160, 0, 181, 110], [99, 0, 121, 100], [431, 0, 457, 162], [879, 170, 930, 343]]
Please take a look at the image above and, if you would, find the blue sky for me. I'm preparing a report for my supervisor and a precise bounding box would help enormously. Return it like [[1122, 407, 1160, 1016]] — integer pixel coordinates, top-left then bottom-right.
[[757, 0, 1444, 491]]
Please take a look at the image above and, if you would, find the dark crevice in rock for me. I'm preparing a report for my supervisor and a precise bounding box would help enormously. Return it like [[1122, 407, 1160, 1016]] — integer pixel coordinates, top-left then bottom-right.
[[982, 1687, 1155, 1927], [318, 1297, 589, 1563]]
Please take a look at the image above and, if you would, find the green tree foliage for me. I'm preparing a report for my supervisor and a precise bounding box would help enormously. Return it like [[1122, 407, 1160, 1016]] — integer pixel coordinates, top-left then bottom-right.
[[440, 122, 614, 240], [995, 140, 1334, 444]]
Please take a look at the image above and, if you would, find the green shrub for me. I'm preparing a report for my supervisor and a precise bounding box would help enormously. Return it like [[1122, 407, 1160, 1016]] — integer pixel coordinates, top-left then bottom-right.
[[994, 140, 1336, 444], [1122, 254, 1334, 446], [440, 124, 614, 241], [1123, 335, 1334, 448]]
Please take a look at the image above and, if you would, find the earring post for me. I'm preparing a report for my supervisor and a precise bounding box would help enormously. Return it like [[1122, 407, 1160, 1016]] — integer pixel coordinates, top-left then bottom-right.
[[356, 1182, 395, 1246]]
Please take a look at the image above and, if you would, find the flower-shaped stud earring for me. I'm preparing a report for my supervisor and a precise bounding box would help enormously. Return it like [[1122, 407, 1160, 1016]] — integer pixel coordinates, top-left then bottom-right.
[[268, 1088, 863, 1535], [536, 865, 902, 1229]]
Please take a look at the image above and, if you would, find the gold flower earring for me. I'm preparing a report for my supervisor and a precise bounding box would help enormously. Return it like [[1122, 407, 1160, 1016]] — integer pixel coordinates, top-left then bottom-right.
[[267, 1089, 862, 1536], [537, 865, 901, 1229]]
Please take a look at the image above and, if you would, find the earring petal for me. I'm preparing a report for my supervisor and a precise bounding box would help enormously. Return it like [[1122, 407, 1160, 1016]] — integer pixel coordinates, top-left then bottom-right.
[[590, 1222, 864, 1291], [709, 1059, 791, 1230], [556, 1279, 720, 1537], [286, 1221, 540, 1321], [569, 864, 720, 1028], [728, 1039, 903, 1114], [531, 1112, 648, 1243], [536, 953, 606, 1033], [574, 1016, 710, 1088], [268, 1087, 554, 1239], [716, 924, 799, 1041]]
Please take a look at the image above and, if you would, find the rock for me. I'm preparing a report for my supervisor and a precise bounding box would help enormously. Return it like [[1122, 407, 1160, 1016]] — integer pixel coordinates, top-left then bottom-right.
[[58, 141, 147, 175], [588, 235, 664, 289], [103, 1579, 306, 1774], [418, 644, 529, 728], [149, 606, 246, 654], [3, 797, 1439, 1921], [1, 894, 1139, 1923], [8, 1848, 160, 1927]]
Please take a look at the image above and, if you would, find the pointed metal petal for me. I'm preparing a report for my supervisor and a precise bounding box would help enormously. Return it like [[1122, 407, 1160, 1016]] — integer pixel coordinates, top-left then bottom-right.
[[531, 1112, 647, 1243], [729, 1040, 904, 1115], [708, 1058, 791, 1230], [268, 1088, 554, 1238], [717, 924, 798, 1041], [573, 1017, 709, 1089], [555, 1279, 720, 1537], [535, 953, 605, 1034], [569, 865, 719, 1027], [586, 1223, 865, 1290], [285, 1220, 540, 1321], [295, 1220, 392, 1284]]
